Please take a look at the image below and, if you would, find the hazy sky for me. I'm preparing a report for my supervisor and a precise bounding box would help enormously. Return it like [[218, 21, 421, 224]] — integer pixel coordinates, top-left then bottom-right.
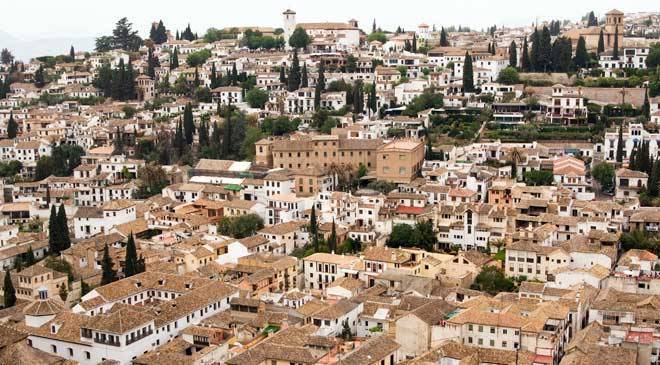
[[2, 0, 655, 39]]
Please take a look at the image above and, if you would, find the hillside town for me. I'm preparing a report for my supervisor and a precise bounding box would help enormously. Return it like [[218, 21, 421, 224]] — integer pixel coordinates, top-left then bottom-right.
[[0, 6, 660, 365]]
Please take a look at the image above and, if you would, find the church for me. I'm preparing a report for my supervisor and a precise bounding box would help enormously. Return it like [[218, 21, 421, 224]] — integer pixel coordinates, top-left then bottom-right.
[[564, 9, 624, 51]]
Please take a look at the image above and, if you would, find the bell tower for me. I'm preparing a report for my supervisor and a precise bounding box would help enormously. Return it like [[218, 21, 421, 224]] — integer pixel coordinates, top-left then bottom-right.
[[283, 9, 297, 43]]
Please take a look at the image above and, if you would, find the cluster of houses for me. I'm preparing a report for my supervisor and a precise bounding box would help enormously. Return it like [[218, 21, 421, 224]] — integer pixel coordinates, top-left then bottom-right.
[[0, 6, 658, 365]]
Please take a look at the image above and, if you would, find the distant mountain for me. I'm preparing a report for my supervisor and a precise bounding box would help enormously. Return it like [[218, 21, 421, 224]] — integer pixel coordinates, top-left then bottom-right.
[[0, 30, 96, 62]]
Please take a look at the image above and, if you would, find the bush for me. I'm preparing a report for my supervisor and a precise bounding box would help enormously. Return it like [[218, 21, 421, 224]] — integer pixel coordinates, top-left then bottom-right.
[[497, 67, 520, 85], [470, 266, 515, 295], [524, 170, 554, 186], [217, 214, 264, 239], [245, 88, 269, 108]]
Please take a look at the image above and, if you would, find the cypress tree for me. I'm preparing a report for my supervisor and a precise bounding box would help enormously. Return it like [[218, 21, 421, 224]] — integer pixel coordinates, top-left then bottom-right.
[[70, 45, 75, 60], [440, 27, 449, 47], [25, 245, 35, 266], [124, 59, 136, 100], [616, 122, 624, 163], [288, 50, 301, 91], [597, 28, 605, 55], [210, 63, 219, 89], [48, 205, 60, 255], [171, 48, 179, 69], [57, 204, 70, 253], [111, 58, 125, 100], [314, 61, 325, 109], [538, 26, 552, 72], [34, 65, 45, 88], [222, 102, 232, 158], [155, 20, 167, 44], [279, 65, 287, 85], [3, 270, 16, 308], [150, 23, 158, 43], [612, 26, 619, 60], [113, 126, 124, 155], [574, 36, 588, 69], [198, 120, 209, 147], [509, 41, 517, 68], [329, 219, 337, 253], [412, 34, 417, 53], [649, 159, 660, 197], [301, 63, 308, 88], [124, 233, 139, 277], [183, 103, 195, 145], [530, 28, 540, 71], [310, 204, 318, 252], [100, 245, 117, 285], [463, 51, 474, 92], [231, 63, 238, 86], [353, 80, 363, 114], [173, 119, 185, 156], [521, 37, 531, 72], [643, 87, 650, 120], [369, 80, 377, 112], [7, 111, 18, 139]]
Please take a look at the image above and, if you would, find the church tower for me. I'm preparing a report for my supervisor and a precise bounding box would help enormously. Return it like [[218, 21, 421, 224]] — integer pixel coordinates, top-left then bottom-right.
[[283, 9, 297, 44]]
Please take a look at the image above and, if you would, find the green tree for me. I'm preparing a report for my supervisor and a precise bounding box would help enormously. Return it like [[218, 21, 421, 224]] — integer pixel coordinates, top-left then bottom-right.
[[440, 27, 449, 47], [386, 224, 415, 248], [642, 87, 650, 120], [587, 11, 598, 27], [508, 41, 517, 68], [367, 32, 387, 43], [341, 319, 352, 340], [521, 37, 530, 72], [463, 51, 474, 92], [328, 219, 337, 253], [301, 63, 309, 87], [592, 162, 615, 191], [597, 28, 605, 55], [7, 111, 18, 139], [412, 220, 437, 251], [59, 285, 68, 301], [646, 43, 660, 68], [537, 26, 552, 72], [574, 36, 589, 69], [186, 49, 212, 68], [101, 17, 142, 52], [345, 55, 357, 73], [551, 37, 573, 72], [48, 205, 60, 255], [497, 67, 520, 85], [288, 50, 301, 91], [612, 26, 619, 60], [171, 48, 179, 69], [3, 270, 16, 308], [25, 246, 36, 266], [57, 204, 70, 252], [310, 204, 319, 252], [648, 159, 660, 197], [100, 245, 117, 285], [217, 214, 264, 238], [34, 65, 46, 88], [616, 122, 624, 163], [123, 233, 141, 277], [183, 103, 195, 145], [288, 27, 311, 49], [314, 61, 325, 109], [246, 88, 269, 109], [524, 170, 554, 186], [470, 266, 515, 295]]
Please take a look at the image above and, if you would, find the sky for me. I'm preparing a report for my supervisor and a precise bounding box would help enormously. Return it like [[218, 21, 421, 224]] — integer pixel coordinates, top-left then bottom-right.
[[2, 0, 654, 40]]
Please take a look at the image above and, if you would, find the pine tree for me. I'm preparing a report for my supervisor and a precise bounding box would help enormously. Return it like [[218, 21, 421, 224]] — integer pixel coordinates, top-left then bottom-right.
[[100, 245, 117, 285], [7, 111, 18, 139], [616, 122, 624, 163], [521, 37, 531, 72], [183, 103, 195, 145], [288, 50, 301, 91], [574, 36, 589, 69], [48, 205, 60, 255], [3, 270, 16, 308], [329, 219, 337, 253], [301, 63, 308, 88], [70, 45, 75, 60], [509, 41, 517, 68], [463, 51, 474, 92], [57, 204, 70, 253], [25, 246, 35, 266], [612, 26, 620, 60], [124, 233, 140, 277], [440, 27, 449, 47], [597, 28, 605, 55], [310, 204, 318, 252]]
